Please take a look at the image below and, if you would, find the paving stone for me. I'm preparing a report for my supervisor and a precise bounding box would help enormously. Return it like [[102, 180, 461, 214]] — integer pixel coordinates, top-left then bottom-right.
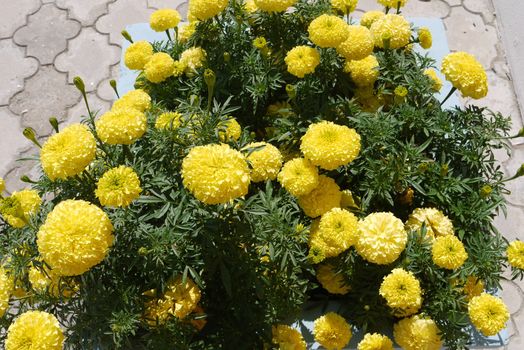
[[494, 59, 513, 81], [356, 0, 381, 12], [147, 0, 186, 10], [9, 66, 81, 137], [13, 4, 81, 65], [0, 0, 40, 39], [96, 64, 120, 102], [444, 7, 498, 69], [0, 108, 32, 177], [508, 333, 524, 350], [503, 144, 524, 207], [463, 0, 495, 24], [56, 0, 113, 25], [2, 147, 42, 194], [55, 28, 121, 93], [96, 0, 155, 45], [494, 204, 524, 241], [445, 0, 462, 7], [0, 39, 38, 106], [402, 0, 450, 19], [66, 93, 111, 125], [501, 280, 524, 315]]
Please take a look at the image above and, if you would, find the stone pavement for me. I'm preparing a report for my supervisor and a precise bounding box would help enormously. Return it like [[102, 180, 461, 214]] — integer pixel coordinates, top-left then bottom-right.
[[0, 0, 523, 348]]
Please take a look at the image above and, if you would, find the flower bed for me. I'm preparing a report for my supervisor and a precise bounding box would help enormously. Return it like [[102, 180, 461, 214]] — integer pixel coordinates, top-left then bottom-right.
[[1, 0, 524, 349]]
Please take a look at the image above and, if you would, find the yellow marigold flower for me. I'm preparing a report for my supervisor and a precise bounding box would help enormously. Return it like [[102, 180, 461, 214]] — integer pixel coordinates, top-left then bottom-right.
[[37, 200, 114, 276], [243, 142, 283, 182], [150, 9, 181, 32], [95, 166, 142, 208], [370, 14, 411, 49], [298, 175, 341, 218], [189, 0, 228, 20], [144, 276, 201, 325], [0, 189, 41, 228], [253, 37, 267, 49], [377, 0, 408, 8], [316, 263, 350, 295], [0, 267, 13, 317], [431, 235, 468, 269], [418, 27, 432, 49], [507, 240, 524, 270], [155, 111, 182, 130], [360, 11, 385, 28], [96, 108, 147, 145], [112, 89, 152, 112], [463, 276, 484, 301], [313, 312, 352, 350], [218, 118, 242, 142], [124, 40, 153, 70], [284, 46, 321, 78], [308, 14, 349, 48], [181, 144, 250, 205], [356, 212, 407, 265], [310, 207, 358, 258], [345, 55, 380, 87], [341, 189, 358, 209], [40, 123, 96, 181], [254, 0, 297, 12], [393, 315, 442, 350], [179, 21, 198, 43], [0, 177, 4, 192], [406, 207, 454, 238], [337, 25, 374, 61], [272, 324, 307, 350], [28, 263, 78, 298], [424, 69, 442, 92], [300, 121, 361, 170], [441, 52, 488, 99], [332, 0, 358, 15], [394, 86, 408, 97], [468, 293, 509, 336], [357, 333, 394, 350], [144, 52, 176, 83], [277, 158, 319, 197], [173, 60, 187, 77], [379, 268, 422, 316], [180, 47, 207, 72], [354, 87, 383, 112], [6, 311, 64, 350], [244, 0, 259, 13]]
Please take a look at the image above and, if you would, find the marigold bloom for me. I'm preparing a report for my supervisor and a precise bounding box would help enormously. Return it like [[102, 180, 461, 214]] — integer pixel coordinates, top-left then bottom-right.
[[298, 175, 341, 218], [441, 52, 488, 99], [156, 111, 182, 130], [179, 21, 198, 43], [314, 312, 352, 350], [243, 142, 283, 182], [468, 293, 509, 336], [431, 235, 468, 269], [254, 0, 297, 12], [310, 208, 358, 258], [316, 263, 350, 295], [218, 118, 242, 142], [96, 166, 142, 207], [337, 25, 374, 61], [332, 0, 358, 15], [394, 315, 442, 350], [0, 189, 41, 228], [40, 123, 96, 181], [150, 9, 181, 32], [0, 267, 13, 317], [424, 68, 442, 91], [29, 263, 78, 298], [189, 0, 228, 20], [181, 144, 250, 205], [277, 158, 319, 197], [378, 0, 408, 8], [180, 47, 207, 72], [96, 108, 147, 145], [6, 311, 64, 350], [345, 55, 380, 87], [370, 14, 411, 49], [463, 276, 484, 301], [406, 207, 454, 238], [507, 240, 524, 270], [285, 46, 321, 78], [356, 212, 407, 265], [308, 14, 349, 48], [357, 333, 394, 350], [360, 11, 385, 28], [124, 41, 153, 70], [244, 0, 259, 13], [144, 52, 176, 83], [418, 27, 432, 49], [272, 325, 306, 350], [379, 268, 422, 316], [37, 200, 114, 276], [301, 121, 361, 170], [112, 89, 152, 112]]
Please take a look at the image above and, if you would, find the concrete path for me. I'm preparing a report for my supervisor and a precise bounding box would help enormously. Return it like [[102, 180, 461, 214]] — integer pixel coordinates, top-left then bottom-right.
[[0, 1, 523, 348]]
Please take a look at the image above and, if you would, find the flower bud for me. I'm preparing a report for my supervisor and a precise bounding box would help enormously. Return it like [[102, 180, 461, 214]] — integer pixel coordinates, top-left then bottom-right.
[[23, 127, 41, 148], [480, 185, 492, 198], [121, 30, 133, 43], [73, 76, 86, 95], [286, 84, 296, 99], [49, 117, 59, 133]]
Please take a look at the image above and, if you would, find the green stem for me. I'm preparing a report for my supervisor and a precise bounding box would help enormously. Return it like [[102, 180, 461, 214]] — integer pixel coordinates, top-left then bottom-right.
[[165, 29, 172, 42], [440, 87, 457, 106], [396, 2, 401, 14]]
